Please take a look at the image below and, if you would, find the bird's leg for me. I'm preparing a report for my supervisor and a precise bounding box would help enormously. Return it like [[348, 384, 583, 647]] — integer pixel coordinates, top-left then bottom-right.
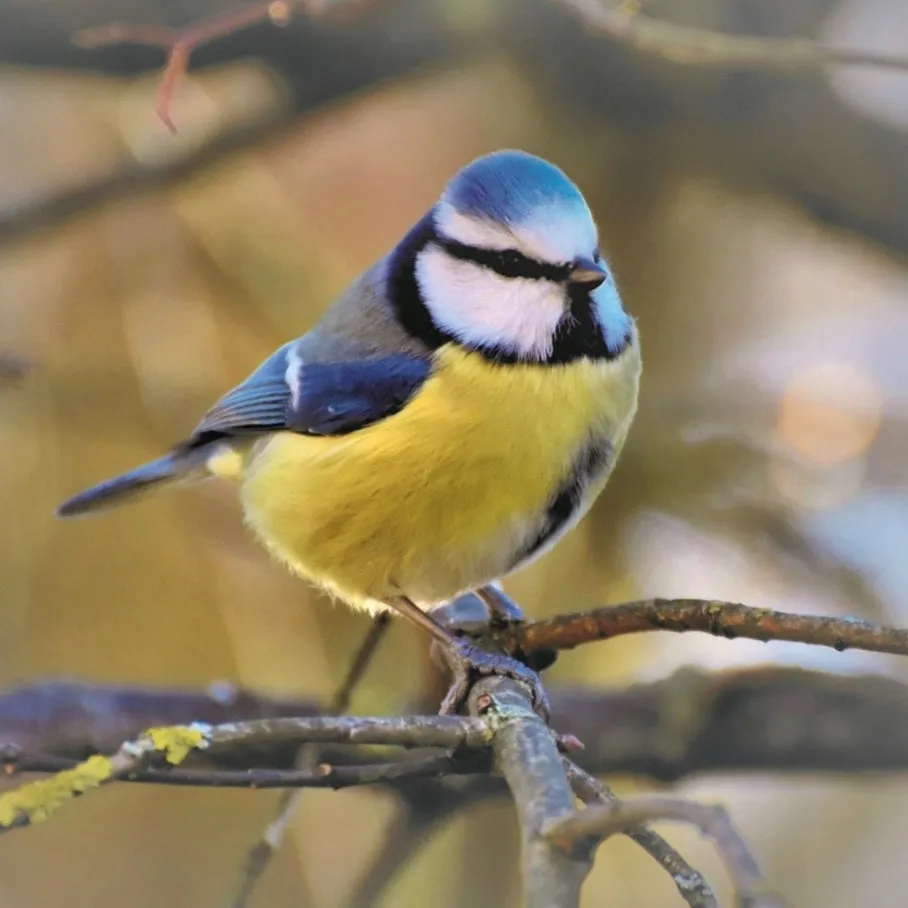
[[473, 585, 559, 674], [474, 584, 525, 627], [383, 595, 550, 721]]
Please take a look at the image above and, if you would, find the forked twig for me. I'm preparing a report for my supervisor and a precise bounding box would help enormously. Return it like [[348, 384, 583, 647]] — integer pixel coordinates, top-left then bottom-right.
[[73, 0, 299, 132], [544, 796, 787, 908], [565, 761, 718, 908]]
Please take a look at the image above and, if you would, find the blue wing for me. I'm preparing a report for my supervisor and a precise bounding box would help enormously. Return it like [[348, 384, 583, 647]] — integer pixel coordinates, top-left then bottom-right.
[[57, 345, 431, 518], [189, 343, 432, 444]]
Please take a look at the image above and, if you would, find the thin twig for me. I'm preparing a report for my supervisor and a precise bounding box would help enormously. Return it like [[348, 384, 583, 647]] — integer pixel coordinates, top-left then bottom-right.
[[564, 761, 717, 908], [343, 775, 503, 908], [70, 0, 908, 135], [518, 599, 908, 657], [0, 715, 488, 832], [0, 725, 209, 832], [556, 0, 908, 71], [69, 0, 908, 134], [332, 614, 393, 716], [544, 796, 787, 908], [225, 613, 391, 908], [1, 748, 483, 789], [74, 0, 301, 132]]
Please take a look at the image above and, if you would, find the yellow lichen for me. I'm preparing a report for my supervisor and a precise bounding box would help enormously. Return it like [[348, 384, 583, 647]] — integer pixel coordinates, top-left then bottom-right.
[[0, 755, 113, 828], [144, 725, 209, 765]]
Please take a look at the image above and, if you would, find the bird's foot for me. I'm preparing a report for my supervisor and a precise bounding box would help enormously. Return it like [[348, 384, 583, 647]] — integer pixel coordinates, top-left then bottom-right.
[[436, 636, 551, 721]]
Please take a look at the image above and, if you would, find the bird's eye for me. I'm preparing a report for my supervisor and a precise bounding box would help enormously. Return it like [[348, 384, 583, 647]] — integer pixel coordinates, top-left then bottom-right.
[[494, 249, 527, 276]]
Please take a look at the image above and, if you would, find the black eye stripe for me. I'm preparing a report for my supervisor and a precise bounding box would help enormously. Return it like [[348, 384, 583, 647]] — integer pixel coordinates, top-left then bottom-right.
[[438, 239, 572, 282]]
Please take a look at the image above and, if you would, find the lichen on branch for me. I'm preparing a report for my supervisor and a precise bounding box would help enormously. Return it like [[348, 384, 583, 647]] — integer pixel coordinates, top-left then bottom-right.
[[0, 723, 210, 831]]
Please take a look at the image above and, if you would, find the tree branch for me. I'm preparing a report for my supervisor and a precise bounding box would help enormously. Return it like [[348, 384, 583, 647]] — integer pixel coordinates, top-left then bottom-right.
[[0, 714, 488, 831], [557, 667, 908, 780], [565, 760, 718, 908], [75, 0, 300, 132], [6, 665, 908, 781], [518, 599, 908, 658], [1, 747, 487, 789], [0, 724, 209, 832], [0, 354, 29, 385], [72, 0, 908, 137], [555, 0, 908, 71], [199, 714, 490, 752], [543, 797, 787, 908], [2, 600, 906, 904], [0, 679, 321, 760], [469, 676, 591, 908]]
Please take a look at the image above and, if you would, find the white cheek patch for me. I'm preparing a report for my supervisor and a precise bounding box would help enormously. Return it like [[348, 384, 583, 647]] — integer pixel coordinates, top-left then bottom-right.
[[416, 246, 566, 359]]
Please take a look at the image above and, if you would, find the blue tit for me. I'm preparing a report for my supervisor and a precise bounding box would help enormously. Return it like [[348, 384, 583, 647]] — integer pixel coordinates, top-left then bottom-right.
[[58, 149, 641, 715]]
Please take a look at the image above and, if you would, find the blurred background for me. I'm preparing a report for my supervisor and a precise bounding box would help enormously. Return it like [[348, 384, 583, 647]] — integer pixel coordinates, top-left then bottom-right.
[[1, 0, 908, 905]]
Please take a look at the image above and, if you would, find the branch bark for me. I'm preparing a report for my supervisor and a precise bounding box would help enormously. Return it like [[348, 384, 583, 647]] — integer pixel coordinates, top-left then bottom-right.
[[5, 665, 908, 781], [0, 714, 489, 831], [518, 599, 908, 658], [468, 675, 591, 908], [544, 797, 787, 908], [565, 760, 718, 908]]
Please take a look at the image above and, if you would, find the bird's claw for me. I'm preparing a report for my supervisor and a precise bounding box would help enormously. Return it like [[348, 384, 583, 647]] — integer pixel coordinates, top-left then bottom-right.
[[437, 637, 551, 721]]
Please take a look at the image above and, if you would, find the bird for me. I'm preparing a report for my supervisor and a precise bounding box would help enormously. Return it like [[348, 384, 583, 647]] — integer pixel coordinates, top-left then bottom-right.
[[57, 149, 641, 716]]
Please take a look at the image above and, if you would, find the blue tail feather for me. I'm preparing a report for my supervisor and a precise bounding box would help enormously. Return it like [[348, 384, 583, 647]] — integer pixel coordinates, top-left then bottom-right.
[[57, 450, 204, 517]]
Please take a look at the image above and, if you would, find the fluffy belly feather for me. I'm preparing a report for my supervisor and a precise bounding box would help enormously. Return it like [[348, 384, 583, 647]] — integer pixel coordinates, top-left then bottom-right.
[[239, 344, 638, 613]]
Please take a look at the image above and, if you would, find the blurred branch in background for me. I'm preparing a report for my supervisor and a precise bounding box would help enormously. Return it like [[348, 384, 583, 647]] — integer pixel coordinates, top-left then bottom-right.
[[4, 0, 908, 259], [75, 0, 306, 133], [71, 0, 908, 133], [6, 666, 908, 781], [0, 354, 29, 386], [557, 0, 908, 70]]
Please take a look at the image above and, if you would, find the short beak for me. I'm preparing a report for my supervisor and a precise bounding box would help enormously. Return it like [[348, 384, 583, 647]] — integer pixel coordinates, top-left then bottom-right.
[[569, 256, 609, 287]]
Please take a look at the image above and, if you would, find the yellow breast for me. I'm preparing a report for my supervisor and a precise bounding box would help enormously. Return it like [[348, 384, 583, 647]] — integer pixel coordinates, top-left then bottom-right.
[[239, 341, 640, 611]]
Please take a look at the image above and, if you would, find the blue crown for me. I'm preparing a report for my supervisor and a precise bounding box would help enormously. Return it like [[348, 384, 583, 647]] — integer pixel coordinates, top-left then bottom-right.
[[443, 150, 590, 229]]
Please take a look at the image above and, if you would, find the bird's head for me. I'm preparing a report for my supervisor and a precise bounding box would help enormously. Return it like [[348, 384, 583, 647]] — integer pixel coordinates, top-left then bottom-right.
[[395, 149, 631, 364]]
